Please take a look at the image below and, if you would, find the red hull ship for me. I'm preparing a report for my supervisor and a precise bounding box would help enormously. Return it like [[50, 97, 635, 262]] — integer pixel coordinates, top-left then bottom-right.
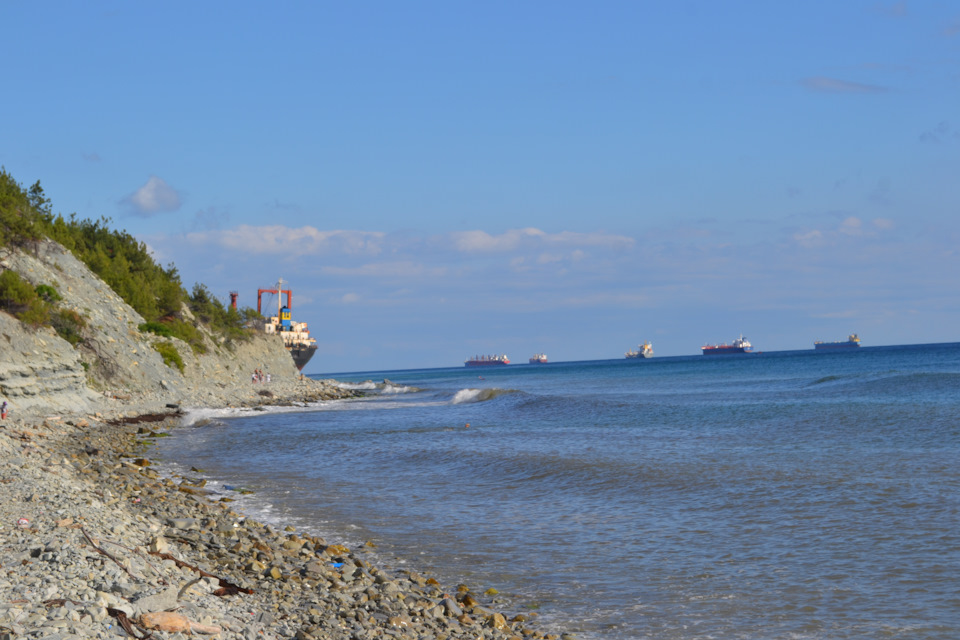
[[465, 354, 510, 367], [702, 334, 754, 355]]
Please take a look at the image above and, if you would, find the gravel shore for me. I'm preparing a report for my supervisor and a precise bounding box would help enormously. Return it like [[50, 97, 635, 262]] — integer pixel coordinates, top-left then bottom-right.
[[0, 394, 566, 640]]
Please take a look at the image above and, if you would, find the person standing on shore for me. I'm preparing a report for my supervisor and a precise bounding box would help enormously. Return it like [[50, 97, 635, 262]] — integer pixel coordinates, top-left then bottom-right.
[[1, 400, 8, 421]]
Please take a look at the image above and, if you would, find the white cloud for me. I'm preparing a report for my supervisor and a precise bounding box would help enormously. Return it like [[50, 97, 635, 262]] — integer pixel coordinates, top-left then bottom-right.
[[536, 253, 564, 265], [450, 228, 546, 252], [794, 229, 824, 248], [560, 292, 649, 308], [185, 225, 385, 257], [801, 77, 888, 94], [322, 261, 447, 278], [792, 215, 895, 248], [124, 176, 182, 216], [449, 228, 633, 253], [839, 216, 863, 235]]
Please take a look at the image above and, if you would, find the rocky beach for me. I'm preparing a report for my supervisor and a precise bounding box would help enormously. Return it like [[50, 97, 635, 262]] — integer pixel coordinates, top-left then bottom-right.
[[1, 240, 561, 640]]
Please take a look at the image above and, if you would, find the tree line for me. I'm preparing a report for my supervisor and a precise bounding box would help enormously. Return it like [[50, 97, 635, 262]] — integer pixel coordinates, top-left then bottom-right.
[[0, 167, 260, 353]]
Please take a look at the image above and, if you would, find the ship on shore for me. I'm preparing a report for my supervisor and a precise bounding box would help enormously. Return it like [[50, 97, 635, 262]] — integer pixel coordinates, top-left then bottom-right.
[[702, 334, 754, 355], [465, 354, 510, 367], [257, 278, 318, 371], [625, 342, 653, 359], [529, 353, 548, 364], [815, 334, 861, 350]]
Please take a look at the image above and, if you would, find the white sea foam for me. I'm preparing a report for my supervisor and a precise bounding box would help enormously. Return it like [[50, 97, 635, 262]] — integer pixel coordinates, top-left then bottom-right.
[[452, 388, 489, 404], [177, 399, 352, 426], [337, 381, 379, 390], [337, 380, 418, 394], [381, 382, 417, 394]]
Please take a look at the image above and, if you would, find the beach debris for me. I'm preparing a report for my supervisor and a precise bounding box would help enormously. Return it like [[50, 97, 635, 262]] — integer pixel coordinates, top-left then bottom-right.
[[81, 528, 142, 582], [148, 551, 255, 596], [107, 608, 154, 640], [16, 517, 30, 528], [138, 611, 222, 635]]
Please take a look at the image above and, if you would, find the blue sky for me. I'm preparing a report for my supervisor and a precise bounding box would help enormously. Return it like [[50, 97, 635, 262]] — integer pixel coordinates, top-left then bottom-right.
[[3, 2, 959, 373]]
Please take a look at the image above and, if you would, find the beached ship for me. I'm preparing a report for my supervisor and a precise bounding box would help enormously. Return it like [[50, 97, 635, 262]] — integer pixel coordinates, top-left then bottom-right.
[[815, 334, 861, 350], [465, 354, 510, 367], [529, 353, 548, 364], [258, 278, 318, 371], [702, 334, 754, 355], [625, 342, 653, 359]]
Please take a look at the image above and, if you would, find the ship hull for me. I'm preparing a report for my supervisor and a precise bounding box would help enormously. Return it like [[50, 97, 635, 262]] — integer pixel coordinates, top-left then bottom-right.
[[625, 352, 652, 359], [289, 343, 318, 371], [702, 346, 752, 355], [465, 360, 510, 367], [814, 342, 860, 350]]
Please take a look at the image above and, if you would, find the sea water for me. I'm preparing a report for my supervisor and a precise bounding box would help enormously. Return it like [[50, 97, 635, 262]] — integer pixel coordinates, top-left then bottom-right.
[[153, 344, 960, 639]]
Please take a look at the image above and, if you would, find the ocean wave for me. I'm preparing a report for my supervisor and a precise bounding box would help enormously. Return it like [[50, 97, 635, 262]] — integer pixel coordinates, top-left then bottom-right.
[[451, 387, 514, 404], [805, 370, 960, 395], [336, 380, 380, 391], [338, 379, 420, 394]]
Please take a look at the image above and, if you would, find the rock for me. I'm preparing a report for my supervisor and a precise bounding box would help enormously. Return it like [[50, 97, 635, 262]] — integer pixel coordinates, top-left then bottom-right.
[[487, 612, 508, 630], [132, 587, 179, 614]]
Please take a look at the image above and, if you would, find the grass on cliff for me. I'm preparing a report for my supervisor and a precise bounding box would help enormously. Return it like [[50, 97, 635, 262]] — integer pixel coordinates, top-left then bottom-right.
[[0, 168, 262, 354], [0, 271, 87, 345], [153, 341, 185, 373]]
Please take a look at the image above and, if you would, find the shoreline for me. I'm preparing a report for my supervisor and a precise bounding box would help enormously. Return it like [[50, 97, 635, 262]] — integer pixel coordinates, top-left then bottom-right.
[[0, 392, 565, 640]]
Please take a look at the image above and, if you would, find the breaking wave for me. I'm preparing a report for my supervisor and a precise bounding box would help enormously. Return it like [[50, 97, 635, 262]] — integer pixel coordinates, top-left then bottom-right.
[[451, 387, 514, 404], [337, 380, 420, 394]]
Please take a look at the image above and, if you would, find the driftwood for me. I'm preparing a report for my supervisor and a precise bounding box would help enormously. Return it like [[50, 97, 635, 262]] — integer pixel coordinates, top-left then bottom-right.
[[82, 528, 140, 582], [148, 551, 254, 596]]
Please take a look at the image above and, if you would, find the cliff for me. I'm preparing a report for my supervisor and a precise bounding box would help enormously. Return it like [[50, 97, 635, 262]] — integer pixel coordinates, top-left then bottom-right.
[[0, 239, 347, 420]]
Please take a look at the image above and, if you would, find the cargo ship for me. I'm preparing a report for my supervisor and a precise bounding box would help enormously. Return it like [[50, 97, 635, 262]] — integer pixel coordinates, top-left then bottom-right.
[[815, 334, 861, 350], [702, 334, 754, 355], [465, 354, 510, 367], [625, 342, 653, 359], [257, 278, 318, 371], [529, 353, 548, 364]]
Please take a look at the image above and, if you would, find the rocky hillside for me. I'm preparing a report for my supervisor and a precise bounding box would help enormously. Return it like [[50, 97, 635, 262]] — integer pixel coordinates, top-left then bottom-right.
[[0, 239, 347, 420]]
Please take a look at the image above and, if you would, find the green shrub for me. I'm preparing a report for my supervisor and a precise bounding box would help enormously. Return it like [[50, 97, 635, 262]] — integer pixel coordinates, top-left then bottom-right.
[[139, 321, 174, 338], [0, 269, 36, 310], [153, 341, 184, 373], [51, 308, 86, 346], [34, 283, 62, 303], [16, 297, 50, 327]]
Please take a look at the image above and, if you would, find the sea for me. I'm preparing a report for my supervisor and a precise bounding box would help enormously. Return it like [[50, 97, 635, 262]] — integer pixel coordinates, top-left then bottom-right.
[[152, 343, 960, 639]]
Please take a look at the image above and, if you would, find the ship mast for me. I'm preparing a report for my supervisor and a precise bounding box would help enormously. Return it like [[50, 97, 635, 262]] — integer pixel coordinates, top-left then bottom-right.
[[276, 277, 284, 321]]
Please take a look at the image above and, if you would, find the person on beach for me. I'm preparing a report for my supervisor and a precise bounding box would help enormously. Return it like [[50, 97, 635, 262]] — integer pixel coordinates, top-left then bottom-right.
[[1, 400, 7, 421]]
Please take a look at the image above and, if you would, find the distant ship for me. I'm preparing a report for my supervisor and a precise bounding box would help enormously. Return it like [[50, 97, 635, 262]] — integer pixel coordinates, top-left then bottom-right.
[[625, 342, 653, 359], [529, 353, 548, 364], [815, 334, 861, 350], [257, 278, 318, 371], [465, 354, 510, 367], [702, 334, 754, 355]]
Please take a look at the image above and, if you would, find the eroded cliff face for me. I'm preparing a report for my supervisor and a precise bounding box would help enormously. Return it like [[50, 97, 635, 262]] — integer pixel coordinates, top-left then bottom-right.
[[0, 240, 319, 419]]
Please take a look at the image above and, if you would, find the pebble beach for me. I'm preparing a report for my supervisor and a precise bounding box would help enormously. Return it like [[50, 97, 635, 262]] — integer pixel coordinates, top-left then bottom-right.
[[0, 399, 563, 640]]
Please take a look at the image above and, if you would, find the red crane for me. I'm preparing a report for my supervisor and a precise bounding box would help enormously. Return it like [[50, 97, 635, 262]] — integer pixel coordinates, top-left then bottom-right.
[[257, 278, 293, 316]]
